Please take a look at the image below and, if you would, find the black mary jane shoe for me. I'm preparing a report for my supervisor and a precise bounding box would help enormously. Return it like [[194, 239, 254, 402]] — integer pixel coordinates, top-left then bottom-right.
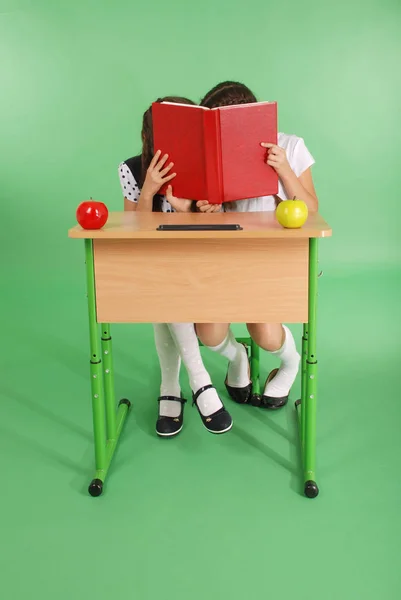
[[224, 343, 252, 404], [260, 368, 289, 410], [156, 396, 187, 438], [193, 385, 233, 434], [225, 378, 252, 404]]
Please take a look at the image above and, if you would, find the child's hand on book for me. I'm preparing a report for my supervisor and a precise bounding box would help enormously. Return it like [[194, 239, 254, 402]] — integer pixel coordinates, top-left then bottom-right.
[[196, 201, 222, 213], [261, 143, 291, 178], [165, 186, 193, 213], [143, 150, 177, 197]]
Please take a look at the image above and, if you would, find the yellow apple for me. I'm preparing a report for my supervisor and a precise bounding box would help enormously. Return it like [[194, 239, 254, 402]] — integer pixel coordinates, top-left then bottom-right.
[[276, 197, 308, 229]]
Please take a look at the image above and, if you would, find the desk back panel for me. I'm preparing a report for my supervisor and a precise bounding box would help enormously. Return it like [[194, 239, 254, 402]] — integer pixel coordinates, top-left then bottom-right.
[[93, 238, 309, 323]]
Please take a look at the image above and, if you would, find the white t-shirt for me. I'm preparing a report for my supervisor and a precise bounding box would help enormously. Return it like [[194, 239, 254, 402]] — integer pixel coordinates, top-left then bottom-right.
[[224, 133, 315, 213], [119, 133, 314, 213]]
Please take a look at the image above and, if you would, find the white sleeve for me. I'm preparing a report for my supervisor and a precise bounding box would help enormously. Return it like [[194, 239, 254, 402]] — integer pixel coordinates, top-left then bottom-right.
[[290, 138, 315, 177], [118, 161, 140, 203]]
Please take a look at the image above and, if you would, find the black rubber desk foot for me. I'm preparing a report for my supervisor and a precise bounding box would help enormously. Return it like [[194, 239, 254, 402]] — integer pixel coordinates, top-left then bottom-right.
[[304, 480, 319, 499], [119, 398, 131, 409], [88, 479, 103, 497]]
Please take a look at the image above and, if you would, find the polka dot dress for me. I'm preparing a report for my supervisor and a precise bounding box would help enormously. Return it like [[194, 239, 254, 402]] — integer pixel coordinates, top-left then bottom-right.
[[118, 162, 175, 213]]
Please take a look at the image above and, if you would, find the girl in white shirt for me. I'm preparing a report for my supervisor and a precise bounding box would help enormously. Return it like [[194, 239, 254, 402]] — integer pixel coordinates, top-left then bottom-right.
[[194, 81, 319, 409], [119, 96, 233, 438]]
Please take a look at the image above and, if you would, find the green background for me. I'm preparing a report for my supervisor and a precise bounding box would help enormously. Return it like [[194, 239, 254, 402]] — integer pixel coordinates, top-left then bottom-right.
[[1, 0, 400, 598]]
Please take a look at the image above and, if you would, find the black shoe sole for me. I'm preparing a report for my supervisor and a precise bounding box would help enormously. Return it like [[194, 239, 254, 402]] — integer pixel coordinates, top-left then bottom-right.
[[260, 395, 288, 409], [225, 381, 252, 404], [204, 420, 233, 434], [156, 424, 183, 438]]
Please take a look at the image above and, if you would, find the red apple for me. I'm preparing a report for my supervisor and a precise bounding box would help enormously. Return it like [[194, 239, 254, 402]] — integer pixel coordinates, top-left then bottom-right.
[[76, 200, 108, 230]]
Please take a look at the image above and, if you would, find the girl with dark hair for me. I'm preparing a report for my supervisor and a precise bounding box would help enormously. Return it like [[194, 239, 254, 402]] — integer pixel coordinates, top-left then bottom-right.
[[196, 81, 319, 409], [120, 96, 193, 213], [118, 96, 232, 438]]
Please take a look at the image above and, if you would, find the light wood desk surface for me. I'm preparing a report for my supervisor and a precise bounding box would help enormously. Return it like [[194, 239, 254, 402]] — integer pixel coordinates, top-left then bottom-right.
[[68, 211, 332, 240]]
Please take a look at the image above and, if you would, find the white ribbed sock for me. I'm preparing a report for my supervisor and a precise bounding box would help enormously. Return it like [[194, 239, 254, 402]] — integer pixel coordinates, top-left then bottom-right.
[[207, 328, 250, 387], [168, 323, 223, 416], [153, 323, 181, 418], [263, 325, 300, 398]]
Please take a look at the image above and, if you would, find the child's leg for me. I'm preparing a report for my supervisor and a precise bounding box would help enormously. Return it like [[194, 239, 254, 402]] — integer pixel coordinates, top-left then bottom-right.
[[196, 323, 250, 388], [153, 323, 182, 418], [168, 323, 225, 416], [247, 323, 300, 401]]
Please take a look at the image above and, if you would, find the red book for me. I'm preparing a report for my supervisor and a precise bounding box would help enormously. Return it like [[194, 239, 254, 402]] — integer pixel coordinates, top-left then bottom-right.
[[152, 101, 278, 204]]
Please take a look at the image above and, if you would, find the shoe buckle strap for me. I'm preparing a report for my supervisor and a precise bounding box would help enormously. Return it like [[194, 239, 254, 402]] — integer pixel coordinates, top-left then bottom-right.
[[192, 384, 215, 405]]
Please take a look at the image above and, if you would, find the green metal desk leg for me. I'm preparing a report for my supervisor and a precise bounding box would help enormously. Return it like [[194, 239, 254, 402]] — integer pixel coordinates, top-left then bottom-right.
[[84, 240, 131, 497], [303, 238, 319, 498], [301, 324, 308, 443], [295, 323, 308, 449], [101, 324, 117, 441], [250, 339, 261, 406], [85, 239, 107, 496], [236, 337, 261, 405]]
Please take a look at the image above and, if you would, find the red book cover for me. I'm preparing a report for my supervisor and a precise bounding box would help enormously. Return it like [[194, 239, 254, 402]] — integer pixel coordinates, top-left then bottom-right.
[[152, 101, 278, 203]]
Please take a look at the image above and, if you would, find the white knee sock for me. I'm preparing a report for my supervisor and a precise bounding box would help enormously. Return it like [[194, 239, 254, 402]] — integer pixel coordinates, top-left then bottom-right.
[[263, 325, 300, 398], [153, 324, 182, 418], [168, 323, 223, 416], [207, 328, 250, 387]]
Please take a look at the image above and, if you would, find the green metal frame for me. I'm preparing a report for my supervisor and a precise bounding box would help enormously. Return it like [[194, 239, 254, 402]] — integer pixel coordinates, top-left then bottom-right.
[[237, 337, 261, 398], [84, 240, 130, 497]]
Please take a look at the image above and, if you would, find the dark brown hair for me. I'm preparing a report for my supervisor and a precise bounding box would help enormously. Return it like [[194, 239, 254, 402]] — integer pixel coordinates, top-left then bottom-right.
[[201, 81, 257, 109], [141, 95, 196, 188]]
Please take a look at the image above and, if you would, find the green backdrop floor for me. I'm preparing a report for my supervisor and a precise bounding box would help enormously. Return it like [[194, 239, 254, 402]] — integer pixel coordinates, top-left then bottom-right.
[[1, 266, 400, 599]]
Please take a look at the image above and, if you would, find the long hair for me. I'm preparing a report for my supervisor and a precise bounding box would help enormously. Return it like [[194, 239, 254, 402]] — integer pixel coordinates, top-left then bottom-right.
[[201, 81, 257, 108], [141, 96, 195, 212]]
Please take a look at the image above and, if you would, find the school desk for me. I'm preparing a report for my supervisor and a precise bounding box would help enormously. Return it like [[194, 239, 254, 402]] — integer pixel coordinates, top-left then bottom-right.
[[68, 210, 332, 498]]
